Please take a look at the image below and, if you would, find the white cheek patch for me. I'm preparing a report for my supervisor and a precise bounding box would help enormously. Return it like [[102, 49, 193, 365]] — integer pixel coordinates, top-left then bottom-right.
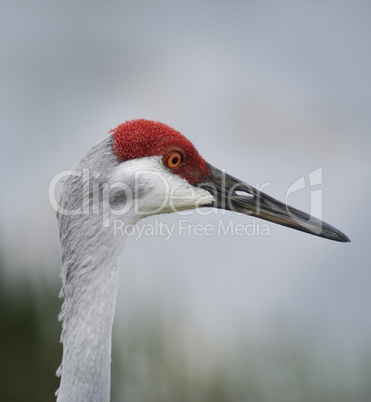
[[162, 176, 215, 212], [109, 156, 215, 217]]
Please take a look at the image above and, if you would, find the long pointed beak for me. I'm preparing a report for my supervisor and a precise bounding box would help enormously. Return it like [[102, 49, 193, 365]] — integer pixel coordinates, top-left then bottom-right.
[[198, 165, 350, 243]]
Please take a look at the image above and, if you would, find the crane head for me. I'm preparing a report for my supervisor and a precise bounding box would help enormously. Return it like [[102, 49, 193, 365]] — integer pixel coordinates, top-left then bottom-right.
[[110, 119, 349, 242]]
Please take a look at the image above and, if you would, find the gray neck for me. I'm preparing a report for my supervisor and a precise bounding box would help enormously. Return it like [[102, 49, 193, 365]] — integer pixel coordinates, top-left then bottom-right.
[[56, 136, 128, 402], [56, 246, 120, 402]]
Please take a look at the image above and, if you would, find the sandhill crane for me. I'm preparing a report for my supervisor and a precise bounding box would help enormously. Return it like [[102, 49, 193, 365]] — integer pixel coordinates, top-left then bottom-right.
[[55, 119, 349, 401]]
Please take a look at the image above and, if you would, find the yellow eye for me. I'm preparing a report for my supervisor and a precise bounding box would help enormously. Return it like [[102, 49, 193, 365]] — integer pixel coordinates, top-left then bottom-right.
[[165, 151, 183, 169]]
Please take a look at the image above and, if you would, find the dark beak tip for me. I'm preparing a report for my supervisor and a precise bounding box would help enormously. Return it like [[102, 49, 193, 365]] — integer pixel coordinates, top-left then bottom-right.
[[339, 233, 351, 243], [322, 225, 351, 243]]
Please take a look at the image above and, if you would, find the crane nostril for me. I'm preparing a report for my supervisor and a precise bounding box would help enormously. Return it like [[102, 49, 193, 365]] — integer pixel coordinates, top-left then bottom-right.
[[235, 190, 253, 198]]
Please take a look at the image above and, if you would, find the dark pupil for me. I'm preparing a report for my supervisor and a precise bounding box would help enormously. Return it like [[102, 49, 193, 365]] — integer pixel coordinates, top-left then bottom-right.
[[172, 156, 179, 165]]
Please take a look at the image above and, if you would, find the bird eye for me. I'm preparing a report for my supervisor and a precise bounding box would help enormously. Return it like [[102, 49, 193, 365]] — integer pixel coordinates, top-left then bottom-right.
[[165, 151, 183, 169]]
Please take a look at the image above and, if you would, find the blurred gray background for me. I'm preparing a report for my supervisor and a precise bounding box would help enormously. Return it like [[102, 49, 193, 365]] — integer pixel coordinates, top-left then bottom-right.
[[0, 0, 370, 401]]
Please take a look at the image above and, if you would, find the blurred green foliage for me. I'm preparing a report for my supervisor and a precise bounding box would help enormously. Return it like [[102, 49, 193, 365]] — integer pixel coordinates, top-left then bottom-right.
[[112, 314, 371, 402], [0, 254, 370, 402], [0, 261, 62, 401]]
